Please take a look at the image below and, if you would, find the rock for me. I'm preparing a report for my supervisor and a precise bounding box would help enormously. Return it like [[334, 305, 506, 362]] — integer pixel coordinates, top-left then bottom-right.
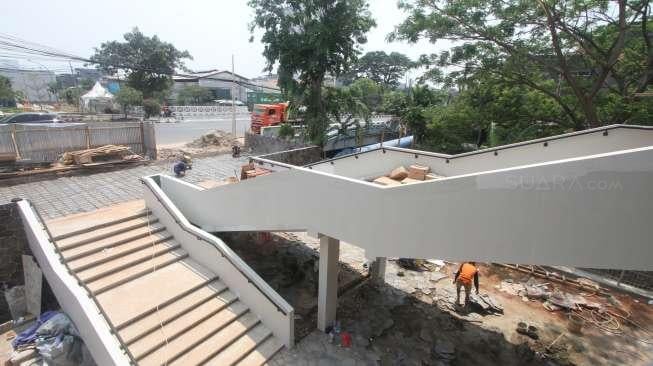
[[433, 339, 456, 360], [397, 271, 405, 277]]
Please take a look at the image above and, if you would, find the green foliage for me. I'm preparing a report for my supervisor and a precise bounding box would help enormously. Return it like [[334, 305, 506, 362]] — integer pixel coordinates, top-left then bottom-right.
[[58, 87, 84, 106], [393, 0, 652, 128], [91, 28, 192, 99], [349, 51, 413, 88], [278, 123, 295, 140], [324, 85, 371, 138], [142, 99, 161, 119], [79, 78, 95, 91], [348, 78, 384, 112], [249, 0, 376, 145], [0, 76, 15, 106], [115, 86, 143, 117], [177, 85, 214, 105]]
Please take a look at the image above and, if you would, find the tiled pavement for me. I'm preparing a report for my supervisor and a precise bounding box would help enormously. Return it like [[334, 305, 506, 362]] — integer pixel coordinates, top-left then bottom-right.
[[0, 154, 247, 219]]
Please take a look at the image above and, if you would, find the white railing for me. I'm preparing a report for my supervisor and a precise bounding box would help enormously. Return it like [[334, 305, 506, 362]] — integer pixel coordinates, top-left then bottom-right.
[[141, 176, 295, 348]]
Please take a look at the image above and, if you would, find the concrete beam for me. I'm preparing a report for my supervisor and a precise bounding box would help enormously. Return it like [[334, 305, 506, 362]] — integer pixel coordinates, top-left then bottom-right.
[[317, 235, 339, 331]]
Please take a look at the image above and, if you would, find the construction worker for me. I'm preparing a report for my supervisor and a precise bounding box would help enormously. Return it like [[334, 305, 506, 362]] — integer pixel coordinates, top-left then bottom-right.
[[173, 155, 192, 177], [453, 261, 479, 307]]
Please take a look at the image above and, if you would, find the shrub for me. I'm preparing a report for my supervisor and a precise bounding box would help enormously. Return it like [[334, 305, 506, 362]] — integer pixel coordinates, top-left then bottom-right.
[[278, 123, 295, 139], [142, 99, 161, 119]]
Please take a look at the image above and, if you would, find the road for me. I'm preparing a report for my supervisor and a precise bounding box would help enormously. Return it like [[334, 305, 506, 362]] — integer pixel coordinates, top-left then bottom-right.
[[155, 117, 251, 145]]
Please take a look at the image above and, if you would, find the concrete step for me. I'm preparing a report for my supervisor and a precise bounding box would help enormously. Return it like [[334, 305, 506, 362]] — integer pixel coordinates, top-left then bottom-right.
[[95, 258, 216, 327], [118, 280, 228, 345], [75, 239, 180, 283], [52, 211, 150, 242], [56, 216, 158, 251], [203, 323, 272, 366], [138, 308, 258, 366], [167, 312, 262, 366], [235, 335, 284, 366], [59, 223, 166, 261], [130, 297, 246, 360], [87, 249, 188, 295]]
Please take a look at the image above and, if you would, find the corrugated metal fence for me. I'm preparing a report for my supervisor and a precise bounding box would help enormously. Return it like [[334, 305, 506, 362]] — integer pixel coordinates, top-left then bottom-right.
[[0, 122, 157, 163]]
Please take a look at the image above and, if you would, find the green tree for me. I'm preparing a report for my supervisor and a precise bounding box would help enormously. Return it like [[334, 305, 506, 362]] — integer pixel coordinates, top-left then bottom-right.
[[348, 78, 384, 112], [79, 78, 95, 91], [59, 87, 84, 107], [177, 85, 214, 105], [324, 86, 371, 138], [249, 0, 376, 145], [354, 51, 413, 88], [142, 98, 161, 119], [115, 86, 143, 118], [90, 28, 192, 99], [0, 76, 15, 106], [393, 0, 652, 129]]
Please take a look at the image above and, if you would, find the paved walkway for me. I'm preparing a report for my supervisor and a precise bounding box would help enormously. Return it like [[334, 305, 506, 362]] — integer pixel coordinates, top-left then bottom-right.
[[0, 154, 247, 219]]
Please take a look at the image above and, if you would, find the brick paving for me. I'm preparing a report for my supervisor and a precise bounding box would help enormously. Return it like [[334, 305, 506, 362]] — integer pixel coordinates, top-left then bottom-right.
[[0, 154, 247, 219]]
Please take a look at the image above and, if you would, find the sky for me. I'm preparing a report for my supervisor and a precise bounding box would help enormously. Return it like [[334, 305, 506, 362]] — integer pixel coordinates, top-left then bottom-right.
[[1, 0, 446, 80]]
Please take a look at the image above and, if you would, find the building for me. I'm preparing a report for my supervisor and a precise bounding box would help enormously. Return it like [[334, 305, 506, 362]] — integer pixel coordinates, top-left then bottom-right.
[[0, 68, 57, 103], [171, 69, 251, 103]]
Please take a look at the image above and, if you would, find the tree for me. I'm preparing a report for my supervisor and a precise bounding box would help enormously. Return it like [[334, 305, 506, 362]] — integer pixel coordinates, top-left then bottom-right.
[[249, 0, 376, 145], [0, 76, 15, 106], [90, 28, 192, 99], [324, 86, 371, 138], [348, 78, 384, 112], [354, 51, 413, 88], [59, 87, 84, 107], [142, 99, 161, 119], [393, 0, 652, 129], [79, 78, 95, 91], [177, 85, 214, 105], [115, 86, 143, 118]]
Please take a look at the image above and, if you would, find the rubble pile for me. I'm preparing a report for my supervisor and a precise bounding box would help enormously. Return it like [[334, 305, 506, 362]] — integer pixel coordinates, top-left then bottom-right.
[[186, 130, 239, 148], [372, 164, 444, 186]]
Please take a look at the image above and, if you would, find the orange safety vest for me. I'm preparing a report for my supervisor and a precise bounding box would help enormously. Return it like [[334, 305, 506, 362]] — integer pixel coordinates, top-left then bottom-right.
[[458, 263, 478, 285]]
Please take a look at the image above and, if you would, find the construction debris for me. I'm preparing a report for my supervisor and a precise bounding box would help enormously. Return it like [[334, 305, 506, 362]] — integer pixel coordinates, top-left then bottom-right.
[[240, 163, 272, 180], [388, 166, 408, 180], [372, 164, 444, 186], [60, 145, 140, 165], [187, 130, 239, 149], [373, 176, 402, 186]]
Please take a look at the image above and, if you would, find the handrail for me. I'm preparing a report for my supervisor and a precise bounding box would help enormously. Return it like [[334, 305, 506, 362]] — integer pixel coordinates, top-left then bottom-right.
[[21, 200, 138, 365], [249, 156, 297, 170], [141, 176, 292, 316], [304, 124, 653, 168]]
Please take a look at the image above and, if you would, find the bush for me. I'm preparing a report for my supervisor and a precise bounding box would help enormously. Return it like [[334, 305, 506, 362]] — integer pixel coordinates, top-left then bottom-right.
[[278, 123, 295, 139], [142, 99, 161, 118]]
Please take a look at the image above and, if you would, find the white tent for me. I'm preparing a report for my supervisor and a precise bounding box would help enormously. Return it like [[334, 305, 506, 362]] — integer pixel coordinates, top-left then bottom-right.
[[81, 82, 114, 112]]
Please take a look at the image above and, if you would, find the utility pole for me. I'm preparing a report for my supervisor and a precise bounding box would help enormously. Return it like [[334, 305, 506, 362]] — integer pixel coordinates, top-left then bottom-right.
[[231, 54, 236, 138]]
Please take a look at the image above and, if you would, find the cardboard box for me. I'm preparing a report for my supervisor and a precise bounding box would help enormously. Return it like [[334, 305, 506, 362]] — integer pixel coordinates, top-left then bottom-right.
[[373, 176, 402, 186], [401, 177, 423, 184], [425, 173, 444, 180], [407, 164, 431, 180], [389, 166, 408, 180]]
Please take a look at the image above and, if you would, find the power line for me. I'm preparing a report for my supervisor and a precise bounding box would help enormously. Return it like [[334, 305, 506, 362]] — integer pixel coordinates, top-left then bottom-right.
[[0, 33, 282, 92]]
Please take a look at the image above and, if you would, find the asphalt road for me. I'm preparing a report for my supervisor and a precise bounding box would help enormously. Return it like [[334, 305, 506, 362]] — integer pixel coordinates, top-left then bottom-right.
[[155, 117, 251, 145]]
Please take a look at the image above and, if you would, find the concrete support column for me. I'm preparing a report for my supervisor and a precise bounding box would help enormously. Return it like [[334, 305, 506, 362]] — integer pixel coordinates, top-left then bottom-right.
[[369, 257, 387, 284], [317, 235, 339, 332]]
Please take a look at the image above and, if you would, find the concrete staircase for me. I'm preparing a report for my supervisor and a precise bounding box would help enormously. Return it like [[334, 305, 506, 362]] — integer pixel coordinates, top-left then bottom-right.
[[50, 207, 284, 366]]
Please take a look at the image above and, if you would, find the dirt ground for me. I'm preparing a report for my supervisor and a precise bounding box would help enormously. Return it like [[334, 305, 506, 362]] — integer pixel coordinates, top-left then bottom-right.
[[221, 231, 653, 366], [157, 131, 243, 161]]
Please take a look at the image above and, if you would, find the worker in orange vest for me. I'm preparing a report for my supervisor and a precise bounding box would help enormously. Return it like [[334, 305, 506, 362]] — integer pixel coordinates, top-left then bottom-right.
[[453, 261, 479, 307]]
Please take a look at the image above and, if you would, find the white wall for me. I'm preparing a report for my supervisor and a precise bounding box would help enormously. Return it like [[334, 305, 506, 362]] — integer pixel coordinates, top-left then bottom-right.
[[142, 179, 294, 348], [159, 146, 653, 270], [310, 126, 653, 179], [18, 201, 129, 366]]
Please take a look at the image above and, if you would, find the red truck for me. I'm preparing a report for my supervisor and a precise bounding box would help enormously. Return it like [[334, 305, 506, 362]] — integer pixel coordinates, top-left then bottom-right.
[[250, 102, 289, 134]]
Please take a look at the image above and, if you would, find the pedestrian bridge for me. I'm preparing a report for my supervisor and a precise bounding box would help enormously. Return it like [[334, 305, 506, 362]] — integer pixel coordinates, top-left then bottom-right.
[[150, 124, 653, 270]]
